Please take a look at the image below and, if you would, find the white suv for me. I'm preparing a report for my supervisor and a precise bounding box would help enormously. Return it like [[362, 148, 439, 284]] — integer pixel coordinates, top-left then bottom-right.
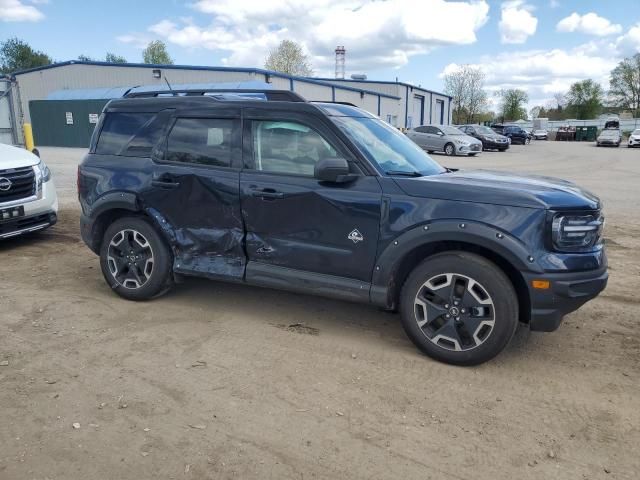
[[0, 144, 58, 239]]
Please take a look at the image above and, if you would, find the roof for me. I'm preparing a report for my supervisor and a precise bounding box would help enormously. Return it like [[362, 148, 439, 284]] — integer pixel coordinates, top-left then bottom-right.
[[312, 76, 451, 99], [10, 61, 401, 100]]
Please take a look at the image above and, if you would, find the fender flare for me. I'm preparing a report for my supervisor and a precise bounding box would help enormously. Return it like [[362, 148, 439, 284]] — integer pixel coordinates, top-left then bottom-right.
[[370, 220, 544, 307], [86, 191, 140, 219]]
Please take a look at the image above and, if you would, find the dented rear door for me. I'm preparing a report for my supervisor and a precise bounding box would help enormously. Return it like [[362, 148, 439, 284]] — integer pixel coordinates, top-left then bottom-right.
[[141, 108, 245, 281]]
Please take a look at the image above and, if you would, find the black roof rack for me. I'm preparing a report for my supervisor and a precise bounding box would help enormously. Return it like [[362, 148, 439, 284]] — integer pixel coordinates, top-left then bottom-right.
[[312, 100, 358, 107], [124, 88, 306, 102]]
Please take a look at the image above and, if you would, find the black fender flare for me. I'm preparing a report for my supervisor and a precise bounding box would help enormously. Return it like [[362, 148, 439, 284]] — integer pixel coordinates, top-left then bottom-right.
[[370, 220, 544, 307], [86, 191, 140, 219]]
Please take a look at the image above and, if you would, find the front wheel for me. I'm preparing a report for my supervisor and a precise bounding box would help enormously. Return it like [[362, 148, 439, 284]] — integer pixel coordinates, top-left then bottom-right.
[[444, 143, 455, 156], [400, 252, 519, 365], [100, 216, 174, 300], [525, 137, 531, 145]]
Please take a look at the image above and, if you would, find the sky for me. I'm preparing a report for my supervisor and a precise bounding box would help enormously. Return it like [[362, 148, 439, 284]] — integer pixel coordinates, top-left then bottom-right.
[[1, 0, 639, 111]]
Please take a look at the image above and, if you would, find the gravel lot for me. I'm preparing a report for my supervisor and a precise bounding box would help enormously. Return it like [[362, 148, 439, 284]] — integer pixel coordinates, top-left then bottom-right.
[[1, 141, 638, 480]]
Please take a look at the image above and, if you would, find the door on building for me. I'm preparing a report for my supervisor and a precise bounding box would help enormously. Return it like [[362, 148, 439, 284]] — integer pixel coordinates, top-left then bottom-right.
[[435, 100, 445, 125], [412, 95, 425, 126]]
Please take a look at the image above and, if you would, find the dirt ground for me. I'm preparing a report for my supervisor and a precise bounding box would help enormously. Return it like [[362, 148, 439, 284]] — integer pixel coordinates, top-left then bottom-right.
[[1, 141, 638, 480]]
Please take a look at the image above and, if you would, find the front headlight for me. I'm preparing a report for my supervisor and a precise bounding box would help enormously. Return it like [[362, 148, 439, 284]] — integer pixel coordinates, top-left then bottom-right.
[[550, 213, 604, 252], [36, 159, 51, 182]]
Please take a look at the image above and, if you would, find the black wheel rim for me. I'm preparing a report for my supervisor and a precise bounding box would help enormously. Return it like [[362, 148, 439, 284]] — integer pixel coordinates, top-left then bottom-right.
[[107, 229, 155, 289], [414, 273, 495, 352]]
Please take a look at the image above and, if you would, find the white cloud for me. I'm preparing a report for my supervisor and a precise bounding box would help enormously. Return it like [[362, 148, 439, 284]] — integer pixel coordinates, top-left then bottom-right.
[[499, 1, 538, 44], [442, 45, 618, 110], [557, 12, 622, 36], [615, 23, 640, 56], [0, 0, 44, 21], [119, 0, 490, 74]]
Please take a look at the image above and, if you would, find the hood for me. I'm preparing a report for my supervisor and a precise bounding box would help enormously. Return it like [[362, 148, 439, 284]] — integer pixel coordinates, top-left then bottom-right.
[[394, 169, 600, 210], [453, 134, 482, 145], [0, 143, 40, 169]]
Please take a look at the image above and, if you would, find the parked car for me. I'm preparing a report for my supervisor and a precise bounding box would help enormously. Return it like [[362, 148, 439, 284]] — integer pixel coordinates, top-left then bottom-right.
[[532, 129, 548, 140], [491, 125, 530, 145], [406, 125, 482, 156], [78, 88, 608, 366], [627, 128, 640, 148], [596, 129, 621, 147], [0, 143, 58, 240], [458, 125, 509, 151]]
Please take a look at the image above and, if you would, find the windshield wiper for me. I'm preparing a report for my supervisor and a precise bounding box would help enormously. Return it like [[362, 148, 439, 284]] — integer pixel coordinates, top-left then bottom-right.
[[386, 170, 423, 177]]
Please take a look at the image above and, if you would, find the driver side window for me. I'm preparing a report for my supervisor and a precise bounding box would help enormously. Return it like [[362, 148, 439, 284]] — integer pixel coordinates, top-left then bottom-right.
[[250, 120, 338, 176]]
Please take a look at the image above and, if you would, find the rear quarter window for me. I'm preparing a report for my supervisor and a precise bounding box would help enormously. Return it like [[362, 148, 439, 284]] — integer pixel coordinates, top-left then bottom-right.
[[95, 112, 159, 156]]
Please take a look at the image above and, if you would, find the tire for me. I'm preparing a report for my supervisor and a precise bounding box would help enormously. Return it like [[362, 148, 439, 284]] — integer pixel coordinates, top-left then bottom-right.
[[525, 137, 531, 145], [444, 143, 455, 156], [399, 251, 519, 366], [99, 216, 174, 300], [498, 148, 507, 152]]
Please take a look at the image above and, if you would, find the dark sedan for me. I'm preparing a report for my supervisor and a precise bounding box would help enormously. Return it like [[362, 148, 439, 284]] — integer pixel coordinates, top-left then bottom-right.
[[458, 125, 510, 151], [492, 125, 530, 145]]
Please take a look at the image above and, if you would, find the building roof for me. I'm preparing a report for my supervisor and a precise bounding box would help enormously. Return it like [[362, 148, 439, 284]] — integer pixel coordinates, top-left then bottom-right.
[[312, 76, 451, 99], [8, 60, 402, 100]]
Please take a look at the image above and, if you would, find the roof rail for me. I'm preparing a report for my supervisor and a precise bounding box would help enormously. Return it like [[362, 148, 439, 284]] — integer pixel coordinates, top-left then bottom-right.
[[124, 88, 307, 102], [311, 100, 358, 107]]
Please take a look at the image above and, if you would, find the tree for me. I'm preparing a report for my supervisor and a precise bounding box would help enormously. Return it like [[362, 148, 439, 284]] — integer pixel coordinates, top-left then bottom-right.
[[264, 40, 313, 76], [105, 52, 127, 63], [609, 54, 640, 117], [497, 89, 528, 121], [0, 37, 51, 74], [530, 105, 542, 119], [142, 40, 173, 65], [77, 54, 94, 61], [565, 79, 603, 119], [443, 65, 488, 124]]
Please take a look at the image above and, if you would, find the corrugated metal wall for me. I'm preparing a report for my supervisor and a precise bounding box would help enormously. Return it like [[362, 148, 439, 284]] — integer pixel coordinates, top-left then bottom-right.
[[30, 99, 107, 147]]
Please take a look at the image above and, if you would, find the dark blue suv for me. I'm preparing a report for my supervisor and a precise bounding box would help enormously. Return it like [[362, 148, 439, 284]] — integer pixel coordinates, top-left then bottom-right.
[[78, 89, 608, 365]]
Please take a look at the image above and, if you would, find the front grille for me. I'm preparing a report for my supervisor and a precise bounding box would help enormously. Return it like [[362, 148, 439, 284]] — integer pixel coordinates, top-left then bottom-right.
[[0, 166, 36, 203], [471, 144, 481, 150]]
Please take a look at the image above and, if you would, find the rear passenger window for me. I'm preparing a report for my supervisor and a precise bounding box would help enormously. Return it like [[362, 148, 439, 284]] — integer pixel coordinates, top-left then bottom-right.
[[96, 113, 153, 155], [165, 118, 233, 167]]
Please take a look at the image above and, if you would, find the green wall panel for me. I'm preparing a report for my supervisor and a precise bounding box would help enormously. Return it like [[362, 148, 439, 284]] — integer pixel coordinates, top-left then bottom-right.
[[29, 100, 109, 148]]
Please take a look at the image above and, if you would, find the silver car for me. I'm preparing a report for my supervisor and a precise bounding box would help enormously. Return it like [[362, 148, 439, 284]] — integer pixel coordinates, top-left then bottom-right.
[[407, 125, 483, 156]]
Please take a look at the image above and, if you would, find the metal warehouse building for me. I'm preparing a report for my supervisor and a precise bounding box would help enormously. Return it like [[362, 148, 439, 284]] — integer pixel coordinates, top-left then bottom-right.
[[3, 61, 451, 147]]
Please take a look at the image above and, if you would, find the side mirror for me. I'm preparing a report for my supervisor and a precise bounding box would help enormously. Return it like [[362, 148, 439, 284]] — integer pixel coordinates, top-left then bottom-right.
[[314, 157, 355, 183]]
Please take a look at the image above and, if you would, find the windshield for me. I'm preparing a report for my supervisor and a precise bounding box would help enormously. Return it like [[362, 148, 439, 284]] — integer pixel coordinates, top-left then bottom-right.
[[332, 116, 446, 176], [633, 129, 640, 135], [440, 126, 465, 135], [475, 126, 495, 135]]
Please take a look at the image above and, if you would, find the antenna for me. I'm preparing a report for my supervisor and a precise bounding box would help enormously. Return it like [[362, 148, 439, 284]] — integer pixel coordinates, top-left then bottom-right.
[[335, 46, 346, 80], [164, 76, 176, 96]]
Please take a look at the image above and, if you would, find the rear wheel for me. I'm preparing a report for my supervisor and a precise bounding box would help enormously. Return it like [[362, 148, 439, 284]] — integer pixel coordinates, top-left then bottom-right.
[[400, 252, 519, 365], [100, 216, 173, 300], [444, 143, 455, 156]]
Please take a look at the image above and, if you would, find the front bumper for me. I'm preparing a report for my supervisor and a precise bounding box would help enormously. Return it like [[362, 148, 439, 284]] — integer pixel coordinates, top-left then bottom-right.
[[482, 139, 509, 150], [456, 144, 483, 155], [524, 265, 608, 332], [628, 138, 640, 147], [0, 179, 58, 240]]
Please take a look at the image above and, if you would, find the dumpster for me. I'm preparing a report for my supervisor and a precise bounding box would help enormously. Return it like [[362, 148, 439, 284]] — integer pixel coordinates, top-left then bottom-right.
[[584, 125, 598, 141], [575, 127, 587, 141]]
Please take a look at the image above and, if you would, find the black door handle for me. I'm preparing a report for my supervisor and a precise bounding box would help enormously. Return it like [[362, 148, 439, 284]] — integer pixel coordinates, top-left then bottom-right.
[[250, 188, 284, 199]]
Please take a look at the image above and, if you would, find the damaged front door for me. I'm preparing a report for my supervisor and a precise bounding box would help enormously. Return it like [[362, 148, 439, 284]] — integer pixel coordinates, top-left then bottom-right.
[[142, 110, 245, 280]]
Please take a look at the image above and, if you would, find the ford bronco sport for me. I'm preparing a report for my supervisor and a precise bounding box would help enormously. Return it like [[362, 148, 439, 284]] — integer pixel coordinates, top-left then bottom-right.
[[78, 89, 608, 365]]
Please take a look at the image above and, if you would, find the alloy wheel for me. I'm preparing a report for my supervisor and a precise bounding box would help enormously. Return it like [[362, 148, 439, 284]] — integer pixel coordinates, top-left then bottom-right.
[[106, 229, 155, 289], [445, 144, 454, 156], [414, 273, 495, 351]]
